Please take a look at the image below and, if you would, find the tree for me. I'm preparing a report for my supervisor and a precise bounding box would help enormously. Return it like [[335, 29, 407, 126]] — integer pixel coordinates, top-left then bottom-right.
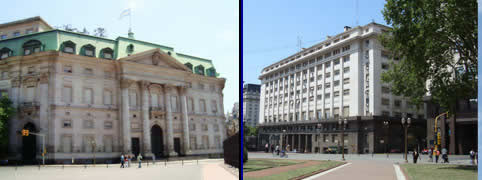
[[380, 0, 477, 113], [62, 24, 78, 32], [0, 96, 15, 158], [81, 27, 89, 35], [93, 27, 107, 37]]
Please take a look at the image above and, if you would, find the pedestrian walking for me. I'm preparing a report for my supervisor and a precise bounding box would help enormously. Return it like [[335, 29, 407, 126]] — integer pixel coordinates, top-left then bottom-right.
[[275, 145, 280, 155], [120, 154, 125, 168], [137, 154, 143, 168], [271, 144, 274, 153], [428, 148, 433, 162], [265, 143, 269, 153], [412, 149, 419, 164], [470, 149, 476, 165], [125, 155, 129, 167], [286, 144, 290, 152], [442, 148, 449, 163], [435, 149, 440, 163]]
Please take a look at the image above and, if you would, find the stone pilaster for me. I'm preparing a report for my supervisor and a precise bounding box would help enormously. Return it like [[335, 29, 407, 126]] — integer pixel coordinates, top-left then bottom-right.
[[164, 84, 177, 156], [178, 86, 190, 154], [38, 72, 49, 154], [121, 78, 134, 153], [140, 80, 153, 157]]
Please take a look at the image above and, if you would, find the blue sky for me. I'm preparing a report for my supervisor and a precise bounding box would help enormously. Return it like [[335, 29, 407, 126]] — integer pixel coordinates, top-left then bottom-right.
[[243, 0, 388, 84], [2, 0, 239, 112]]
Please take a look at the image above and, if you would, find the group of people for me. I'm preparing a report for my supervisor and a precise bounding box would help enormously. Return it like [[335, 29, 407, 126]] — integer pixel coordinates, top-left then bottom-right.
[[265, 143, 290, 157], [120, 154, 143, 168], [424, 147, 449, 163]]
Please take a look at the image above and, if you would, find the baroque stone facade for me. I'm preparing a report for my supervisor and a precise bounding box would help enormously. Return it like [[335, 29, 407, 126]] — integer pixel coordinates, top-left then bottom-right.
[[0, 17, 226, 163]]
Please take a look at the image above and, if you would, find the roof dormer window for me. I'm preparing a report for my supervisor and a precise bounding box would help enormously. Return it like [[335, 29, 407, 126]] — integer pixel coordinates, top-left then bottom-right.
[[81, 44, 95, 57]]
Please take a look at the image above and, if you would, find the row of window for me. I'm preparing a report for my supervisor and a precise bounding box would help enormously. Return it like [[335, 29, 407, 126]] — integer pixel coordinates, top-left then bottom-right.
[[183, 62, 216, 77], [265, 106, 350, 122], [0, 28, 34, 40]]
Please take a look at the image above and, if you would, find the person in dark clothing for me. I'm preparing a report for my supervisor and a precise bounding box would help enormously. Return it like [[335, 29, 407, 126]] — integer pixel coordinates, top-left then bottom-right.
[[435, 149, 440, 163], [413, 150, 420, 164]]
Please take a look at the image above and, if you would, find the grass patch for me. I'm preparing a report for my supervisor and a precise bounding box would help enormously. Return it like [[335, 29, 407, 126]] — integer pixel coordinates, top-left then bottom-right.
[[401, 164, 477, 180], [243, 159, 301, 172], [244, 159, 343, 180]]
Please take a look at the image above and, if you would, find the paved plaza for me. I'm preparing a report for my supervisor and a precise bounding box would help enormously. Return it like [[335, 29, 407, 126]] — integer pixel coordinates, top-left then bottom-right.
[[249, 152, 475, 180], [0, 159, 238, 180]]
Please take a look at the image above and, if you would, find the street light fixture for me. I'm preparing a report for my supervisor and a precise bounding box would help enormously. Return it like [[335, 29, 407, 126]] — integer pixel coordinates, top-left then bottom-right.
[[338, 118, 348, 161], [401, 117, 411, 163], [91, 140, 97, 166], [383, 120, 390, 158]]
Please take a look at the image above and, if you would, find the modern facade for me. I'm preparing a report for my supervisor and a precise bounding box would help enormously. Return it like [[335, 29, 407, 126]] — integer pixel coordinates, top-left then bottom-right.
[[243, 84, 260, 127], [257, 23, 426, 154], [1, 17, 227, 163]]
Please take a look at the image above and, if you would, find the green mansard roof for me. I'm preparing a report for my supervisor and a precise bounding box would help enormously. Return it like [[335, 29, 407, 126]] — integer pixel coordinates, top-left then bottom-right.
[[0, 29, 218, 77]]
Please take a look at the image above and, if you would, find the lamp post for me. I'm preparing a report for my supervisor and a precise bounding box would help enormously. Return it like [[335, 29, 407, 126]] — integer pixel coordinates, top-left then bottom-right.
[[91, 140, 97, 166], [383, 120, 390, 158], [338, 118, 348, 161], [282, 129, 286, 150], [401, 117, 411, 163], [317, 123, 322, 154]]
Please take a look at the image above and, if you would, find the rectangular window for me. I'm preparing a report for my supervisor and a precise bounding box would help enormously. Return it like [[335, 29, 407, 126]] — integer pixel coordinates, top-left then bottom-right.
[[104, 90, 112, 105], [382, 63, 389, 70], [334, 70, 340, 75], [343, 89, 350, 96], [104, 53, 112, 59], [0, 35, 6, 39], [64, 65, 72, 73], [324, 93, 330, 98], [13, 31, 20, 37], [85, 49, 94, 56], [334, 91, 340, 97], [63, 119, 72, 128], [151, 94, 159, 107], [200, 99, 207, 112], [62, 86, 72, 103], [129, 92, 137, 107], [343, 78, 350, 85], [104, 121, 113, 129], [334, 80, 340, 87], [27, 66, 34, 74], [104, 70, 113, 78], [83, 120, 94, 129], [26, 87, 35, 102], [84, 88, 93, 104], [211, 100, 218, 113], [382, 98, 390, 106], [64, 46, 74, 53], [382, 86, 390, 94], [343, 106, 349, 116], [394, 100, 401, 107], [25, 29, 34, 34], [333, 107, 340, 118], [325, 83, 331, 89], [325, 72, 331, 78], [171, 96, 178, 112]]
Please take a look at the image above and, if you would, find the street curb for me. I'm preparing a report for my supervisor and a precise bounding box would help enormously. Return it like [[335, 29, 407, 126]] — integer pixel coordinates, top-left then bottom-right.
[[393, 163, 407, 180], [291, 161, 348, 180]]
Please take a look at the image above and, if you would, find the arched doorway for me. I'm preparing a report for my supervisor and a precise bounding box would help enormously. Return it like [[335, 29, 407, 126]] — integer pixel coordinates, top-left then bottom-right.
[[151, 125, 164, 158], [22, 122, 37, 164]]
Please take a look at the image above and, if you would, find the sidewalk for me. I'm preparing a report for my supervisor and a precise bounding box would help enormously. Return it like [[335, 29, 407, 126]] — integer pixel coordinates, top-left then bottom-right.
[[202, 161, 238, 180], [307, 160, 397, 180]]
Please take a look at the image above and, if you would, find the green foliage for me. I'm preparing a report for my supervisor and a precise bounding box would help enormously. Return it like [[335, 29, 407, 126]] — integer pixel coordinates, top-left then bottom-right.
[[380, 0, 477, 112], [244, 124, 258, 136], [0, 95, 14, 157]]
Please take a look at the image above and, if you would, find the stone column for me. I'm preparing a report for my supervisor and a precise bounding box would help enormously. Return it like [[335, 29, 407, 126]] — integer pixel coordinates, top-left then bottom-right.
[[140, 81, 153, 157], [121, 79, 133, 154], [305, 134, 309, 153], [298, 134, 301, 152], [164, 84, 177, 156], [449, 115, 456, 154], [179, 86, 190, 154], [8, 77, 20, 155], [38, 72, 49, 153], [291, 134, 295, 151]]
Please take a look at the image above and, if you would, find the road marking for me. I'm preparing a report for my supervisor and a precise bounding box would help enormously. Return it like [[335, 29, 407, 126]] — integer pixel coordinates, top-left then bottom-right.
[[393, 164, 406, 180], [302, 162, 352, 180]]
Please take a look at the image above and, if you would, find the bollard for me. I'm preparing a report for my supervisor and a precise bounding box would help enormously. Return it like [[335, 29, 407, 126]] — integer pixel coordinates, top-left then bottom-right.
[[165, 160, 166, 167], [182, 160, 183, 166], [197, 159, 198, 165], [15, 163, 17, 171], [107, 163, 108, 168], [84, 164, 87, 169], [63, 164, 64, 170]]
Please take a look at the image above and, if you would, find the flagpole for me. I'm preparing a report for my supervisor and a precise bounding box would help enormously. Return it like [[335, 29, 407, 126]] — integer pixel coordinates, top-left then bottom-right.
[[129, 9, 132, 33]]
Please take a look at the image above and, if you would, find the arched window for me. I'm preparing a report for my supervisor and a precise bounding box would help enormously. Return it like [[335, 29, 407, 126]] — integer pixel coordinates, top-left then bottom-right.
[[80, 44, 96, 57], [100, 47, 114, 59], [0, 47, 13, 60], [127, 44, 134, 54], [194, 65, 205, 75], [206, 67, 216, 77], [184, 63, 193, 71], [60, 41, 76, 54], [22, 40, 42, 55]]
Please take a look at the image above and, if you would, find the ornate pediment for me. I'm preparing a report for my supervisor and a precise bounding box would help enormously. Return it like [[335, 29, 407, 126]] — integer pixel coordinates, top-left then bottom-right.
[[119, 49, 191, 72]]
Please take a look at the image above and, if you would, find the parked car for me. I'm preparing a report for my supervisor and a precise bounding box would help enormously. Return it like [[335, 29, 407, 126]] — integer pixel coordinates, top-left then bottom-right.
[[390, 149, 401, 153], [421, 149, 429, 155]]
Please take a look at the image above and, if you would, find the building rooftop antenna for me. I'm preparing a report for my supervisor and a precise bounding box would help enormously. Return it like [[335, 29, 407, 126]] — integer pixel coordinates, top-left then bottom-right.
[[356, 0, 359, 26], [297, 36, 303, 52]]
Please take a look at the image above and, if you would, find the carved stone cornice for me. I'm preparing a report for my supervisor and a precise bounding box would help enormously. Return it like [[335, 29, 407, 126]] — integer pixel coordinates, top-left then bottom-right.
[[120, 78, 136, 89], [152, 52, 162, 66], [177, 85, 189, 95], [163, 84, 175, 93], [139, 80, 150, 90], [39, 72, 49, 84]]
